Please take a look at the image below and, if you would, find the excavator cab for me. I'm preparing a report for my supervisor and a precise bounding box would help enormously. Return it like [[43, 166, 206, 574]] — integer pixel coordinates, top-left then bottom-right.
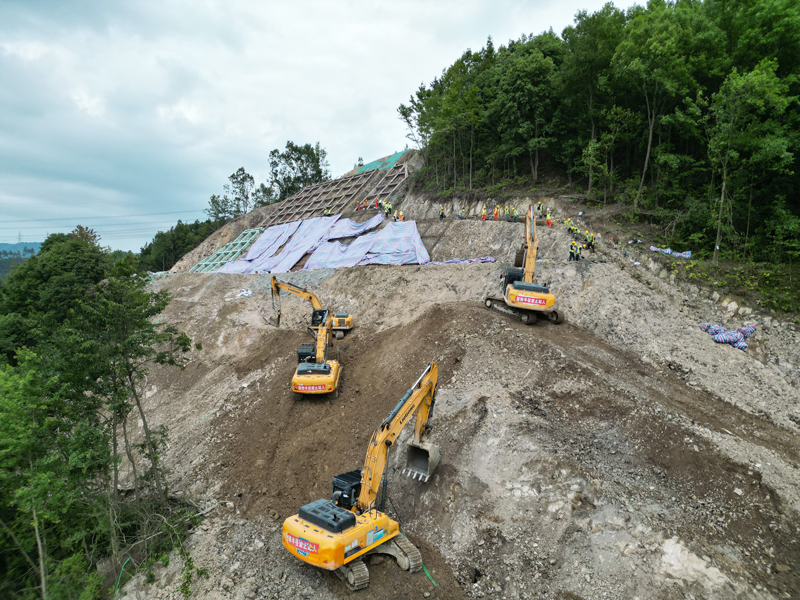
[[311, 308, 327, 328]]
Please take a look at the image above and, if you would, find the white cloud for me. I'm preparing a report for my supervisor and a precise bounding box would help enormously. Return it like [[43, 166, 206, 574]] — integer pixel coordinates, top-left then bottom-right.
[[0, 0, 612, 251]]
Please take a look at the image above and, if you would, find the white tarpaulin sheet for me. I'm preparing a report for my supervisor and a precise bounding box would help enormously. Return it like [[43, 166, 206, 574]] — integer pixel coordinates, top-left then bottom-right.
[[359, 221, 430, 265], [217, 221, 301, 273], [326, 212, 385, 240], [302, 232, 379, 270], [264, 215, 340, 273], [303, 221, 430, 270]]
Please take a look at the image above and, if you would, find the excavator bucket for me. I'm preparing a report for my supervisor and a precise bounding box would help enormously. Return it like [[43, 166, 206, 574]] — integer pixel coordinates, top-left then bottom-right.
[[402, 441, 440, 482], [268, 312, 281, 327]]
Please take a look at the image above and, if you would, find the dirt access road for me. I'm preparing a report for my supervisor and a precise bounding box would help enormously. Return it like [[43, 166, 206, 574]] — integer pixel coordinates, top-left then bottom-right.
[[124, 214, 799, 600]]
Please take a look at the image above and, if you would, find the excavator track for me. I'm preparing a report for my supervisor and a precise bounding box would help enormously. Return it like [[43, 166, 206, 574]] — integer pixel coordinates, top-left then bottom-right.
[[336, 559, 369, 591], [392, 535, 423, 573], [484, 297, 565, 325]]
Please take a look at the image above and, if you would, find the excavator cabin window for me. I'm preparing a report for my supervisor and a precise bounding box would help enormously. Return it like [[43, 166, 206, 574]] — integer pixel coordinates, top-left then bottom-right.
[[311, 309, 328, 328]]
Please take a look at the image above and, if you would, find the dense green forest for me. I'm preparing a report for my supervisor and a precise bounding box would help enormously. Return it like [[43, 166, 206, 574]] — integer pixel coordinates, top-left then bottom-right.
[[0, 229, 205, 599], [398, 0, 800, 274]]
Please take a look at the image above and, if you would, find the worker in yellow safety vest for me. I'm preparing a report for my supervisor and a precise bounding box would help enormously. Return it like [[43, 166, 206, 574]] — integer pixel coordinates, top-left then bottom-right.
[[399, 211, 404, 221], [585, 231, 595, 253], [481, 206, 487, 221], [569, 240, 577, 262], [504, 206, 509, 221]]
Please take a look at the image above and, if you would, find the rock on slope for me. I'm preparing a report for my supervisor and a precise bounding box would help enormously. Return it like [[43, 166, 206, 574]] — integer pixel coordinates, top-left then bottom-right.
[[122, 208, 799, 600]]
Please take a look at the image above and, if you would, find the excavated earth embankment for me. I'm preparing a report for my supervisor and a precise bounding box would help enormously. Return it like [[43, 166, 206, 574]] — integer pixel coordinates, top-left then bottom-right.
[[123, 206, 799, 600]]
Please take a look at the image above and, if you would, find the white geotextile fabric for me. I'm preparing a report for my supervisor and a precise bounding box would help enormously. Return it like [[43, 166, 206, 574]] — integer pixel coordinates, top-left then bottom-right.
[[303, 221, 430, 270], [302, 232, 379, 270], [265, 215, 341, 273], [359, 221, 430, 265], [217, 221, 301, 274], [326, 212, 385, 240]]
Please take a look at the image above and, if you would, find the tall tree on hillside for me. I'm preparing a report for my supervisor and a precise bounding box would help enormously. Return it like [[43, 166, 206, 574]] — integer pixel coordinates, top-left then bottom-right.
[[267, 141, 331, 202], [612, 0, 695, 207], [496, 48, 556, 183], [701, 60, 792, 264], [561, 3, 627, 194]]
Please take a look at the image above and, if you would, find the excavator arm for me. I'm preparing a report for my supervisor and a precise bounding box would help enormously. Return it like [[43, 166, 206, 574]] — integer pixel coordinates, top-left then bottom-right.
[[356, 363, 439, 512], [314, 309, 332, 363], [522, 204, 538, 284], [269, 276, 324, 327]]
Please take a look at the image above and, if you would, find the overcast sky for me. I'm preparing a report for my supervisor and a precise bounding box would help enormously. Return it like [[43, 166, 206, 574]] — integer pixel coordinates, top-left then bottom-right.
[[0, 0, 613, 252]]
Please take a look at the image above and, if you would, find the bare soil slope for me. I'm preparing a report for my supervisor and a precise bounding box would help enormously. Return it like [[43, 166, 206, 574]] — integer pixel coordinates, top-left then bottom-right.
[[122, 210, 799, 600]]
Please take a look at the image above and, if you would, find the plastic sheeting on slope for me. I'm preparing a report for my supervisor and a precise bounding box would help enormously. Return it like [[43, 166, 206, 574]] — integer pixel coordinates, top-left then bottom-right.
[[217, 221, 301, 274], [261, 215, 341, 273], [326, 212, 385, 240], [303, 220, 430, 270], [302, 233, 379, 270], [359, 221, 430, 265]]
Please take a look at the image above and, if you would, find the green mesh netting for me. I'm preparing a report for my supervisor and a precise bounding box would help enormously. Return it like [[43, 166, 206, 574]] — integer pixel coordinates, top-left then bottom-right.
[[357, 149, 409, 174]]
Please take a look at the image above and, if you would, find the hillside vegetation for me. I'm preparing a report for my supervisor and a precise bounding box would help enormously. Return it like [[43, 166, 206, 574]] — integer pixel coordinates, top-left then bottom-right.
[[398, 0, 800, 276]]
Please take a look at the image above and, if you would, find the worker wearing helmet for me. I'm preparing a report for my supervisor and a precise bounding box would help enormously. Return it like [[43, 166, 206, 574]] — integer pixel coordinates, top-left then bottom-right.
[[575, 243, 582, 261], [492, 205, 499, 221], [481, 206, 487, 221], [504, 205, 509, 221], [569, 240, 577, 262], [546, 210, 552, 228], [585, 231, 595, 253], [439, 205, 445, 220], [399, 211, 404, 221]]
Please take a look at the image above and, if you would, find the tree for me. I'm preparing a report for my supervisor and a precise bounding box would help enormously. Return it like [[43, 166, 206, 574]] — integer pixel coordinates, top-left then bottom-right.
[[266, 141, 331, 201], [611, 0, 696, 207], [701, 60, 792, 264], [66, 274, 192, 500], [562, 3, 627, 194]]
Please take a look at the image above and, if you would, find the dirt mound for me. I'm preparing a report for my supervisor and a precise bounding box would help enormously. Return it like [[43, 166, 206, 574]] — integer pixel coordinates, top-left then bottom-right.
[[123, 209, 799, 600]]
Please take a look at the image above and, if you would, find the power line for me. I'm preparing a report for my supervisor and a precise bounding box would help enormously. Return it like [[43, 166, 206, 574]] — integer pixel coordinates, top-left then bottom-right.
[[0, 209, 206, 224]]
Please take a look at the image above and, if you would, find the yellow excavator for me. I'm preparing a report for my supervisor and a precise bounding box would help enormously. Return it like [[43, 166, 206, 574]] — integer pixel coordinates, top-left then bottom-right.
[[269, 277, 354, 339], [283, 363, 440, 591], [484, 204, 565, 324], [269, 277, 345, 397]]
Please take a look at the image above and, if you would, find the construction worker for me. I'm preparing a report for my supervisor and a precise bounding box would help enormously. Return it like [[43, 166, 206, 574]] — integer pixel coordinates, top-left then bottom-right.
[[374, 198, 379, 209], [575, 244, 582, 261], [399, 211, 404, 221], [504, 205, 510, 221], [513, 206, 519, 222], [536, 201, 544, 215], [459, 208, 465, 220], [546, 210, 552, 228], [569, 240, 577, 261], [393, 210, 398, 221], [481, 206, 487, 221], [385, 203, 391, 217], [493, 205, 499, 220], [585, 231, 595, 253], [439, 205, 445, 220], [324, 208, 331, 216]]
